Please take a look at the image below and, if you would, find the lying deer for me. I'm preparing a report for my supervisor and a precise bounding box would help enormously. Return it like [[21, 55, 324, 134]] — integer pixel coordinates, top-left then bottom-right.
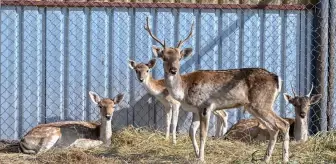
[[19, 91, 124, 154], [144, 17, 289, 163], [128, 59, 228, 144], [225, 85, 322, 143]]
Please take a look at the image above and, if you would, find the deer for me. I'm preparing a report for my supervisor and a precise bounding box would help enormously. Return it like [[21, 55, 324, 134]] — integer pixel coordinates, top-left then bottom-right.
[[19, 91, 124, 154], [283, 85, 322, 142], [225, 85, 322, 143], [128, 59, 228, 144], [144, 17, 290, 163]]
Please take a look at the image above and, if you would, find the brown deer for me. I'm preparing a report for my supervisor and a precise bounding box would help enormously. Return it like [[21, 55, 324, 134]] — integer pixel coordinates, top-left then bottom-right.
[[128, 59, 228, 144], [19, 91, 124, 154], [225, 85, 322, 143], [144, 17, 289, 163], [283, 85, 321, 142]]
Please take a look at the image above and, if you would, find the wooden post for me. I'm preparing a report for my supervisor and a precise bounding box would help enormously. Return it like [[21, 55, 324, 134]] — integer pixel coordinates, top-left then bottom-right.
[[311, 0, 329, 133], [327, 0, 336, 131]]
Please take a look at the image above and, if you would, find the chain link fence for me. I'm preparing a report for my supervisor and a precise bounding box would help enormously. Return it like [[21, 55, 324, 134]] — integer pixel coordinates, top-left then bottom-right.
[[0, 0, 335, 142]]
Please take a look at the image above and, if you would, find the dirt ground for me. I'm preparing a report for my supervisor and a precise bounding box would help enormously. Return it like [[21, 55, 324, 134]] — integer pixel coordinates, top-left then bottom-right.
[[0, 127, 335, 164]]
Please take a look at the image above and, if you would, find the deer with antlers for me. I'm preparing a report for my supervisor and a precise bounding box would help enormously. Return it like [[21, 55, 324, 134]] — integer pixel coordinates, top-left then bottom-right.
[[225, 85, 322, 143], [283, 85, 321, 142], [19, 91, 124, 154], [128, 58, 228, 144], [144, 17, 289, 163]]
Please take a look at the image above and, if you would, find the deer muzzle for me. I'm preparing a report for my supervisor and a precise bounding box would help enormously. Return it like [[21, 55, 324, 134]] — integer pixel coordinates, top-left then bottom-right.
[[169, 68, 178, 75], [299, 112, 306, 118]]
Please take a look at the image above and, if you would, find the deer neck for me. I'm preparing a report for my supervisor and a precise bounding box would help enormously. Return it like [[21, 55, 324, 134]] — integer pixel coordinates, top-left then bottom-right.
[[143, 76, 162, 96], [294, 113, 309, 142], [100, 117, 112, 145], [164, 72, 184, 101]]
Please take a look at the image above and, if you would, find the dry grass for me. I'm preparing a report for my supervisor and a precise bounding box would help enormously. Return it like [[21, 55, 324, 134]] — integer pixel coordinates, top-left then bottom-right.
[[1, 126, 335, 164]]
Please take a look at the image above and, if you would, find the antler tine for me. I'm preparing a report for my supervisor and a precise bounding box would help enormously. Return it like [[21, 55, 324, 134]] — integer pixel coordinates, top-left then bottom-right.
[[144, 17, 165, 47], [290, 84, 297, 97], [177, 21, 194, 48], [307, 84, 314, 97]]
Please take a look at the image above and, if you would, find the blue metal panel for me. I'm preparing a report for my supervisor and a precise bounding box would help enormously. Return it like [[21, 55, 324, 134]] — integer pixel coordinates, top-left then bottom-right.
[[179, 9, 196, 74], [112, 8, 131, 127], [221, 10, 239, 69], [22, 7, 41, 136], [284, 11, 300, 118], [199, 10, 219, 70], [264, 10, 282, 115], [90, 8, 109, 122], [45, 8, 64, 123], [242, 10, 261, 68], [68, 8, 86, 121], [0, 7, 19, 139], [128, 9, 152, 128]]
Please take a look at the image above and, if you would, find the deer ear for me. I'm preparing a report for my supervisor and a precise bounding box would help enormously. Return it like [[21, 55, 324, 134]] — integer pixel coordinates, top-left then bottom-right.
[[152, 46, 163, 58], [113, 93, 124, 104], [310, 94, 322, 105], [147, 59, 156, 69], [128, 60, 137, 69], [283, 93, 293, 103], [181, 48, 193, 59], [89, 91, 101, 104]]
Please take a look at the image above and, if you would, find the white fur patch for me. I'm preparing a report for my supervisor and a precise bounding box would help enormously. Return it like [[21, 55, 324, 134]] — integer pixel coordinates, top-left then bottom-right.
[[181, 102, 198, 113], [70, 139, 103, 149], [39, 135, 60, 153]]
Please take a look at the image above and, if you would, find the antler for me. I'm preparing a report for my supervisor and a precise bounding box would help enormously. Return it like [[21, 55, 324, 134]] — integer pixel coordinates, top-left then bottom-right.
[[306, 84, 314, 97], [144, 17, 165, 48], [290, 84, 297, 97], [176, 21, 194, 49]]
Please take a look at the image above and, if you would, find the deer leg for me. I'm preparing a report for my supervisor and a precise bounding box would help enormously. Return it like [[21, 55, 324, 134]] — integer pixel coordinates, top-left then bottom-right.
[[199, 106, 212, 162], [278, 117, 290, 163], [171, 103, 180, 144], [38, 135, 60, 154], [189, 112, 200, 158], [214, 110, 228, 137], [222, 112, 228, 135], [164, 104, 172, 141], [249, 107, 289, 163], [215, 113, 223, 137]]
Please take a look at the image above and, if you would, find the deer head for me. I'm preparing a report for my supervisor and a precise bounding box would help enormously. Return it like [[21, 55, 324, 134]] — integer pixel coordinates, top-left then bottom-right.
[[128, 59, 156, 83], [284, 84, 322, 119], [145, 17, 194, 76], [89, 91, 124, 120]]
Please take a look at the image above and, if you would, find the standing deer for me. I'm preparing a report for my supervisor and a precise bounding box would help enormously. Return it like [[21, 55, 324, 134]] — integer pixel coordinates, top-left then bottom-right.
[[225, 85, 322, 143], [144, 17, 289, 163], [128, 59, 228, 144], [19, 91, 124, 154]]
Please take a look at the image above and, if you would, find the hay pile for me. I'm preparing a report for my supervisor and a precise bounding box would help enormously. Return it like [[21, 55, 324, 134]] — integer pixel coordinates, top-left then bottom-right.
[[0, 126, 335, 164]]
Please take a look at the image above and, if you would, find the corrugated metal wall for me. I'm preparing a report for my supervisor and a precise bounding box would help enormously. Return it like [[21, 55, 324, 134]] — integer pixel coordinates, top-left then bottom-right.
[[0, 6, 313, 139]]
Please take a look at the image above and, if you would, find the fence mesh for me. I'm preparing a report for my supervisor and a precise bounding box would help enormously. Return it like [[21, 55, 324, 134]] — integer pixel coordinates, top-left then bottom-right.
[[0, 0, 335, 150]]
